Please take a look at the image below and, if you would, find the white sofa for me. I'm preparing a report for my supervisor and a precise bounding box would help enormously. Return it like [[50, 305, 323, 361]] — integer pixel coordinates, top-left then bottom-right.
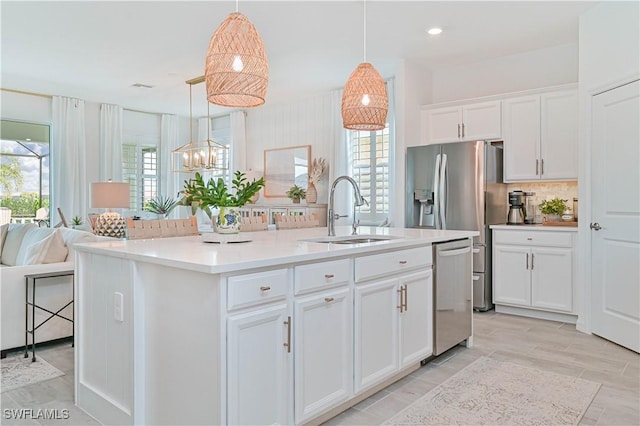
[[0, 223, 105, 354]]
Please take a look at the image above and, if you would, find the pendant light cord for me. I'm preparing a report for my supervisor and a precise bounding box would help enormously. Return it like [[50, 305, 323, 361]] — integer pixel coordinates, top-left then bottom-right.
[[236, 0, 239, 13], [189, 84, 193, 142], [363, 0, 367, 63]]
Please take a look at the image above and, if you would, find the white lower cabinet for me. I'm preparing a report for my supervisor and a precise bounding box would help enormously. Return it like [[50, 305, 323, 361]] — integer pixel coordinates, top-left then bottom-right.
[[493, 229, 574, 314], [294, 287, 352, 423], [227, 303, 292, 426], [354, 269, 433, 393]]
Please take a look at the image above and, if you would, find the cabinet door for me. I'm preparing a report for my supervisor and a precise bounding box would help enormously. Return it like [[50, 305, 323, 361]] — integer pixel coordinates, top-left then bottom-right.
[[294, 288, 352, 423], [503, 96, 541, 181], [540, 90, 578, 180], [354, 278, 399, 393], [461, 101, 502, 141], [530, 247, 573, 312], [227, 304, 291, 425], [424, 106, 461, 144], [493, 245, 531, 306], [399, 269, 433, 367]]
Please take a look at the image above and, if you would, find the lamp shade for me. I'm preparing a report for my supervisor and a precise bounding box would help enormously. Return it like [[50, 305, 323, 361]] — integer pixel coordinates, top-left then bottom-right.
[[205, 12, 269, 108], [341, 62, 388, 130], [91, 182, 130, 209]]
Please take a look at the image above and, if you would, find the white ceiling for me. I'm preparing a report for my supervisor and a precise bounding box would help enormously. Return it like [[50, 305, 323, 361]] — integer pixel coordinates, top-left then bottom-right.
[[1, 1, 595, 118]]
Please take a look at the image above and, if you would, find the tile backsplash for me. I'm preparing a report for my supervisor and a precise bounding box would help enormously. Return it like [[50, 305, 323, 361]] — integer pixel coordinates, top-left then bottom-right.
[[507, 181, 579, 220]]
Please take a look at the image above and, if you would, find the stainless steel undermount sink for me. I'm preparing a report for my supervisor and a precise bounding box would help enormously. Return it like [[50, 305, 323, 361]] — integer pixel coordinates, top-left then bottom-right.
[[301, 234, 399, 244]]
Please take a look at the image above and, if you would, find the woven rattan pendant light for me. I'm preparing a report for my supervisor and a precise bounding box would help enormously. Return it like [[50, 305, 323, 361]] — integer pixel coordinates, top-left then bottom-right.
[[341, 0, 388, 130], [205, 1, 268, 108]]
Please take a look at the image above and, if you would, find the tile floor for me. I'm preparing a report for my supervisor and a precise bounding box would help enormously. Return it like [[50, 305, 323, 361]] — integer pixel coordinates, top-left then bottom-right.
[[1, 312, 638, 425]]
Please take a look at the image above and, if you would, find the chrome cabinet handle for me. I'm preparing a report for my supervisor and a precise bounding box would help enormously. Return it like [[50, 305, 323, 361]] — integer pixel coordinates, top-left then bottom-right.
[[397, 288, 404, 312], [461, 123, 465, 138], [324, 274, 334, 279], [399, 260, 408, 265], [590, 222, 602, 231], [260, 286, 271, 292], [536, 159, 539, 175], [283, 316, 291, 353], [526, 253, 529, 270], [457, 123, 461, 138], [324, 297, 335, 303], [541, 159, 544, 175], [531, 253, 535, 270], [403, 285, 408, 311]]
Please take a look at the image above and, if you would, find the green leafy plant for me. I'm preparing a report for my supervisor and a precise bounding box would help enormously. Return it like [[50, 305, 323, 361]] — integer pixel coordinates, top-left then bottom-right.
[[538, 197, 568, 216], [286, 185, 306, 202], [180, 171, 265, 217], [71, 216, 83, 226], [144, 195, 179, 218]]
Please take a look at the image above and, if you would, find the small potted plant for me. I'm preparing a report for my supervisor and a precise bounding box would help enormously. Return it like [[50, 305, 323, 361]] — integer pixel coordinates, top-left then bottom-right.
[[71, 216, 83, 229], [144, 195, 179, 219], [180, 171, 264, 234], [286, 185, 306, 204], [538, 197, 568, 222]]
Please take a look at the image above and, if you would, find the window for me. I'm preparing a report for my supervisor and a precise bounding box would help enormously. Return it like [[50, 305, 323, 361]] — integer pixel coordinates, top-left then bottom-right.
[[122, 143, 157, 213], [203, 115, 231, 185], [349, 125, 391, 224]]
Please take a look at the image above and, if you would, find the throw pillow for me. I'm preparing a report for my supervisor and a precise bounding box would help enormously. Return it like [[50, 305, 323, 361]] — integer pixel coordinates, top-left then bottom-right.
[[22, 229, 68, 265], [1, 223, 37, 266], [0, 223, 9, 255], [58, 227, 98, 261], [14, 227, 56, 265]]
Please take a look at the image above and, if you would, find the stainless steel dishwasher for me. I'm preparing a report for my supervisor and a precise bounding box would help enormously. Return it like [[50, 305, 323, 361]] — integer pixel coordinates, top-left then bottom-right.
[[433, 239, 473, 356]]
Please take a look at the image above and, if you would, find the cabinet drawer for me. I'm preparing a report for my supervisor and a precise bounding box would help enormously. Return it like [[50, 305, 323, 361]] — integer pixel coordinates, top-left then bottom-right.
[[493, 230, 572, 247], [227, 268, 289, 310], [355, 246, 431, 283], [294, 259, 351, 295]]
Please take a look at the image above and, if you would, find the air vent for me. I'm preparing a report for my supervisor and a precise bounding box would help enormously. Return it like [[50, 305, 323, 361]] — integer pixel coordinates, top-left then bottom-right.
[[131, 83, 154, 89]]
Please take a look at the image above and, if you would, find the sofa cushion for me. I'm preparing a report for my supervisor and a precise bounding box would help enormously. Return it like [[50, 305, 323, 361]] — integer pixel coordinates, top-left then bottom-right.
[[1, 223, 37, 266], [0, 223, 8, 255], [57, 227, 99, 261], [22, 229, 68, 265], [15, 227, 56, 265]]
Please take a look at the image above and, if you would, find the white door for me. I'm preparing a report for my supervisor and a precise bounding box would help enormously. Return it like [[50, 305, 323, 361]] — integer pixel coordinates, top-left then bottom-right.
[[354, 278, 399, 393], [591, 79, 640, 353], [294, 288, 352, 424], [399, 270, 433, 367], [530, 247, 573, 313], [461, 101, 502, 141], [227, 304, 291, 425], [503, 96, 541, 181], [493, 245, 532, 306], [540, 90, 579, 180], [424, 106, 461, 144]]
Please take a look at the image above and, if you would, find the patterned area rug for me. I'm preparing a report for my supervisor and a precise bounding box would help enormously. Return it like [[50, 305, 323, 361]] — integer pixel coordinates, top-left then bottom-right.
[[385, 356, 601, 425], [1, 354, 64, 392]]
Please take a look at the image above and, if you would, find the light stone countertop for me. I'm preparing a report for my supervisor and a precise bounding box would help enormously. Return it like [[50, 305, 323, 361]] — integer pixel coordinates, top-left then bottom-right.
[[490, 224, 578, 232], [74, 226, 478, 274]]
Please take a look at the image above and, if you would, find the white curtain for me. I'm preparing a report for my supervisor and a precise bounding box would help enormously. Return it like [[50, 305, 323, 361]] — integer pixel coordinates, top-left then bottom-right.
[[329, 89, 351, 222], [160, 114, 185, 218], [51, 96, 87, 226], [99, 103, 123, 181], [230, 111, 247, 173], [386, 78, 396, 226]]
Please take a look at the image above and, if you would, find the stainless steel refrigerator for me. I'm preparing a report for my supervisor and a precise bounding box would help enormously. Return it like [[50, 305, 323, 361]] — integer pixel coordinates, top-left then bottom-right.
[[405, 141, 507, 311]]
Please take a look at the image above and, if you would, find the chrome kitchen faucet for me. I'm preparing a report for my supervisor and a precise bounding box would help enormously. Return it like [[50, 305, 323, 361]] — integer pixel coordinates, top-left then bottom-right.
[[327, 176, 368, 236]]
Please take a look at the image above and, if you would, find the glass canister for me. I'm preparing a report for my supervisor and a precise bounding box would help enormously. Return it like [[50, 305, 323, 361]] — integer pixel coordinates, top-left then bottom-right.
[[524, 192, 536, 224], [573, 197, 578, 222]]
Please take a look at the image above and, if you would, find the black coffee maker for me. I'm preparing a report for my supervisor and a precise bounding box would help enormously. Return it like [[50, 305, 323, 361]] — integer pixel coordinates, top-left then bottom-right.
[[507, 191, 525, 225]]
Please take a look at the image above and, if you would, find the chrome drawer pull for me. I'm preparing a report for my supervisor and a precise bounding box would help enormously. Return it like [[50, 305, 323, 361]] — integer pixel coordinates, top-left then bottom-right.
[[324, 297, 335, 303], [399, 260, 408, 265], [324, 274, 335, 279], [259, 286, 271, 292]]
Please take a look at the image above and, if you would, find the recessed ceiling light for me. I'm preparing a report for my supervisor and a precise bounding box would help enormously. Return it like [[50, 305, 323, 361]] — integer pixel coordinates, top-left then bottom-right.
[[427, 27, 443, 35]]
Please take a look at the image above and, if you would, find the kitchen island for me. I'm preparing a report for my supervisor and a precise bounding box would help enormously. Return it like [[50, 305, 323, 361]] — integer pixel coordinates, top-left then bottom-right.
[[73, 226, 477, 425]]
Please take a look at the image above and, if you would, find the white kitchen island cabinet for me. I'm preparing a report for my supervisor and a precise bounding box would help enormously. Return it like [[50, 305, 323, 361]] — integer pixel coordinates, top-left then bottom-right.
[[491, 226, 577, 323], [74, 226, 477, 425]]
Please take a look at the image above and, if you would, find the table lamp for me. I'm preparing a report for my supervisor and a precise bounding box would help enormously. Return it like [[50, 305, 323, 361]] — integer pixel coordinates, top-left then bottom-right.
[[91, 181, 130, 238]]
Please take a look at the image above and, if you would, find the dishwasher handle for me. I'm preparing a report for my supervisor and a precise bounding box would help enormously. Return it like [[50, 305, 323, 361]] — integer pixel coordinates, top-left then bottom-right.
[[438, 246, 471, 257]]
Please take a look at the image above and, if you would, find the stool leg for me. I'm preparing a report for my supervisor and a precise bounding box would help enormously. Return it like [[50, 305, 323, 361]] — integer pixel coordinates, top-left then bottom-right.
[[31, 279, 36, 362]]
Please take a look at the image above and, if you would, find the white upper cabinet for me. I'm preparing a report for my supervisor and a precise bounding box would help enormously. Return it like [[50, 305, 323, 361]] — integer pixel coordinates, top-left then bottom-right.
[[503, 89, 578, 182], [422, 101, 502, 145]]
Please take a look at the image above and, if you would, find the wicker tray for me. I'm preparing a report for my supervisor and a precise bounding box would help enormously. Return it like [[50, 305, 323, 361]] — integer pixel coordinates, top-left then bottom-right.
[[542, 221, 578, 227]]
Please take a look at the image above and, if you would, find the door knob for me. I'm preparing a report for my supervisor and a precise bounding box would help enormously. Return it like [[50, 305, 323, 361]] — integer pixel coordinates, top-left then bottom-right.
[[590, 222, 602, 231]]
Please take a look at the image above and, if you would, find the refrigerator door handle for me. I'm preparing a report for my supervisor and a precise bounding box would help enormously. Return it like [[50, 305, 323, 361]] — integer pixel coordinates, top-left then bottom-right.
[[475, 142, 484, 235], [439, 153, 447, 230], [433, 154, 442, 229]]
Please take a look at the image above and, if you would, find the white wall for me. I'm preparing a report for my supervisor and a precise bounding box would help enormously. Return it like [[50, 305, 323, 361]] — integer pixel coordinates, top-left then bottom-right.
[[431, 43, 578, 104], [576, 1, 640, 333], [0, 90, 52, 124], [245, 92, 335, 204]]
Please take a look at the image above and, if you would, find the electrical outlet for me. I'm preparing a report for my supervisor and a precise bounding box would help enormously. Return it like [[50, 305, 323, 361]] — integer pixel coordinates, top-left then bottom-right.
[[114, 292, 124, 322]]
